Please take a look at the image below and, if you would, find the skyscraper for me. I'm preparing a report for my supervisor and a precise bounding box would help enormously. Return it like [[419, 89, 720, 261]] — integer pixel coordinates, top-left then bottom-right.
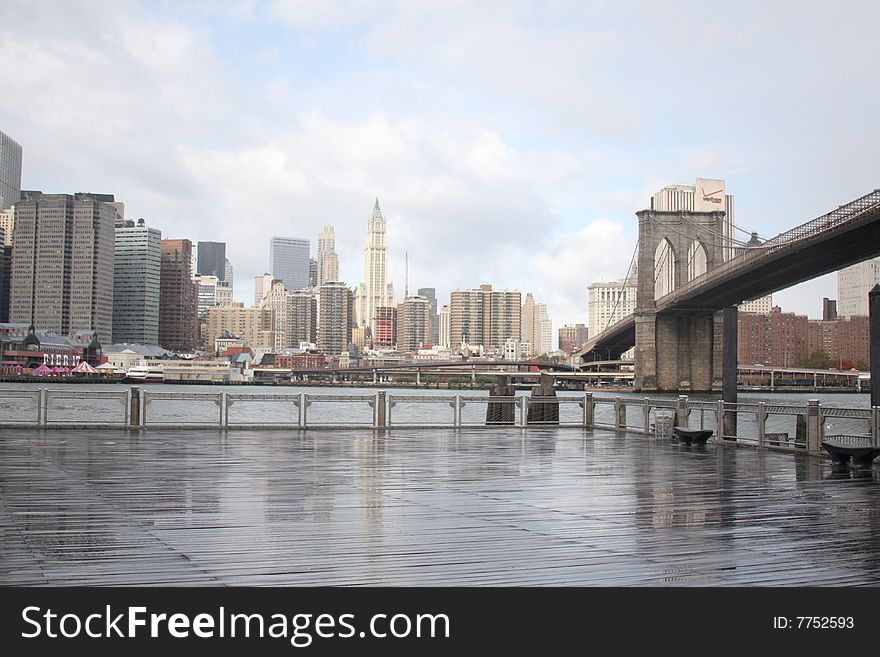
[[355, 199, 394, 336], [254, 273, 275, 306], [521, 293, 552, 356], [318, 281, 353, 356], [0, 130, 22, 210], [439, 304, 450, 349], [317, 225, 339, 286], [10, 192, 115, 342], [113, 218, 161, 345], [197, 241, 226, 280], [159, 239, 198, 352], [449, 284, 521, 352], [270, 237, 310, 291], [0, 227, 10, 322], [397, 295, 432, 353], [417, 287, 439, 345]]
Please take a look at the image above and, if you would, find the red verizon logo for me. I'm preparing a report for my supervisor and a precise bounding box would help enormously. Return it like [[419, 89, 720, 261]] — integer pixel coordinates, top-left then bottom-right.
[[701, 186, 723, 204]]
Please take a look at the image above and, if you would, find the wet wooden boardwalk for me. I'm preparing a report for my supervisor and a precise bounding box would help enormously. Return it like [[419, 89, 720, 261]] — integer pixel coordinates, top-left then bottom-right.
[[1, 428, 880, 586]]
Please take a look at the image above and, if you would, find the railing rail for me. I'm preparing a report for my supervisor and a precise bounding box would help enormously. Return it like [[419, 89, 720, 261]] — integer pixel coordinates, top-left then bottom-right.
[[1, 388, 878, 454]]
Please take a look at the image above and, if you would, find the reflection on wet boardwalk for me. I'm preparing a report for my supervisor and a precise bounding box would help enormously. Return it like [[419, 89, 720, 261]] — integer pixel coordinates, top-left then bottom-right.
[[1, 428, 879, 586]]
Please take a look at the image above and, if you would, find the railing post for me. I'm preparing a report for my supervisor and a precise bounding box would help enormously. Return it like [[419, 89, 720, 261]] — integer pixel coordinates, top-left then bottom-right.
[[376, 391, 386, 429], [716, 400, 724, 440], [301, 393, 308, 428], [806, 399, 822, 455], [873, 406, 880, 448], [129, 386, 141, 428], [757, 401, 766, 447], [220, 391, 228, 429], [675, 395, 688, 428], [521, 396, 529, 427], [583, 393, 594, 429], [454, 394, 462, 427], [643, 398, 651, 435], [615, 396, 625, 430], [39, 388, 48, 428]]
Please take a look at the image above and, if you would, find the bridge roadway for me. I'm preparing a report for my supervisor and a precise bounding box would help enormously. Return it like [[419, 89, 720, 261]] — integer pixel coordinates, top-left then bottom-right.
[[578, 188, 880, 361]]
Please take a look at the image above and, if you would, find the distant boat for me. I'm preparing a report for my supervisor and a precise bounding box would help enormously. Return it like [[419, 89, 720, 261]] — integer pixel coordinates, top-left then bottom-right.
[[126, 365, 165, 383]]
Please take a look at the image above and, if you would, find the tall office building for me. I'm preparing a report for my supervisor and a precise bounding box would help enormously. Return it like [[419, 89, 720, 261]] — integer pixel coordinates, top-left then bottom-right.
[[0, 207, 14, 245], [10, 192, 115, 342], [318, 281, 353, 356], [651, 177, 735, 260], [449, 284, 521, 352], [0, 131, 22, 210], [417, 287, 439, 345], [308, 257, 318, 288], [197, 241, 226, 280], [224, 259, 233, 288], [439, 304, 450, 349], [521, 293, 552, 357], [270, 237, 310, 291], [0, 228, 9, 322], [159, 239, 198, 352], [317, 225, 339, 286], [355, 199, 395, 336], [740, 295, 773, 314], [254, 273, 275, 306], [588, 278, 636, 338], [822, 298, 838, 321], [838, 257, 880, 318], [397, 295, 432, 353], [113, 218, 161, 345]]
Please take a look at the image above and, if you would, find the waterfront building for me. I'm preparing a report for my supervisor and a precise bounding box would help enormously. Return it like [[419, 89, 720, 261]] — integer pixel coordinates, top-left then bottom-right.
[[737, 306, 869, 369], [159, 239, 199, 352], [837, 257, 880, 318], [354, 199, 395, 336], [270, 237, 310, 291], [439, 304, 450, 349], [0, 322, 104, 368], [0, 130, 22, 210], [274, 351, 326, 370], [588, 278, 636, 338], [205, 303, 274, 353], [449, 284, 521, 351], [113, 218, 161, 345], [417, 287, 440, 345], [318, 281, 353, 356], [10, 192, 115, 342], [558, 324, 588, 354], [396, 295, 432, 354], [197, 241, 226, 280]]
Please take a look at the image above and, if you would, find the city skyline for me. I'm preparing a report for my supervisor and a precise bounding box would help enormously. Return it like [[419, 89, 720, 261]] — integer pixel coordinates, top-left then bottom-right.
[[1, 2, 879, 332]]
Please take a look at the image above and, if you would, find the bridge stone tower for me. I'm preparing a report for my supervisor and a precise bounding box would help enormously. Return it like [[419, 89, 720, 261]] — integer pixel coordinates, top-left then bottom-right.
[[634, 209, 728, 391]]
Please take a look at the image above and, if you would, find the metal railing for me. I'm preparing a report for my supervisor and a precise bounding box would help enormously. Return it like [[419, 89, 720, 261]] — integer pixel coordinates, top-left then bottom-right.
[[1, 388, 878, 457]]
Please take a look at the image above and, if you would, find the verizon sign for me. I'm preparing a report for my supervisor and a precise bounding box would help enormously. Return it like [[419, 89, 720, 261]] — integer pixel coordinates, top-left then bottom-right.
[[695, 178, 725, 211]]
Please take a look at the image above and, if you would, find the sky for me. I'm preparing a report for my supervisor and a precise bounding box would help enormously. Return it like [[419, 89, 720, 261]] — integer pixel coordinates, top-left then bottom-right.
[[2, 0, 879, 346]]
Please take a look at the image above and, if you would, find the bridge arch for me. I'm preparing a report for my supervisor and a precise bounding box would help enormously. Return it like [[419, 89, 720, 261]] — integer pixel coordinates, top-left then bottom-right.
[[654, 238, 676, 299], [687, 239, 709, 281]]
